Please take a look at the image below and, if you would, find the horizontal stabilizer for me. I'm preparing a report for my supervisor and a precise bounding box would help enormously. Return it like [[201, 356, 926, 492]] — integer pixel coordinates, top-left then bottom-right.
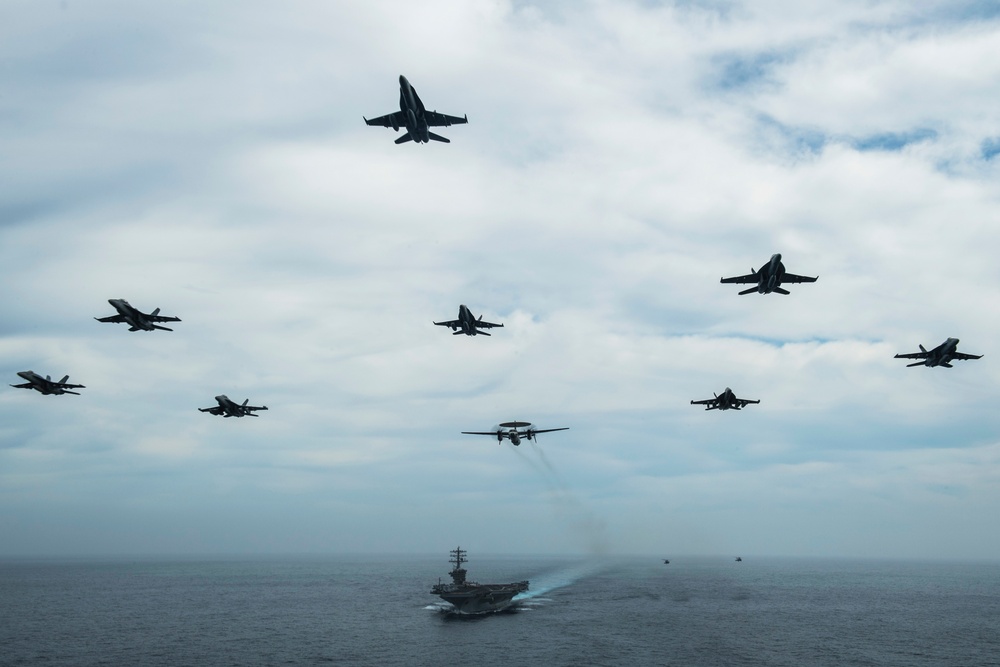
[[153, 325, 174, 331], [941, 362, 953, 368], [476, 330, 491, 336], [907, 361, 925, 367], [394, 133, 413, 144], [427, 132, 450, 143], [453, 330, 465, 335], [738, 287, 757, 295], [773, 287, 790, 295]]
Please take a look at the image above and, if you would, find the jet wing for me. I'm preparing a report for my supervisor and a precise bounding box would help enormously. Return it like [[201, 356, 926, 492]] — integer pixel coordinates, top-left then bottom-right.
[[244, 405, 268, 412], [95, 315, 127, 323], [434, 320, 461, 328], [894, 351, 928, 359], [720, 274, 756, 284], [57, 382, 86, 389], [148, 314, 181, 323], [475, 320, 503, 329], [364, 112, 405, 128], [690, 398, 718, 405], [10, 382, 34, 389], [736, 398, 760, 407], [199, 406, 225, 415], [425, 111, 468, 127], [951, 352, 983, 360], [781, 273, 818, 283]]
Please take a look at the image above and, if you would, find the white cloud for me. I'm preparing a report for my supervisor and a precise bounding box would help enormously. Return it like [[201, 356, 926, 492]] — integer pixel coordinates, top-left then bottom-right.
[[2, 0, 999, 558]]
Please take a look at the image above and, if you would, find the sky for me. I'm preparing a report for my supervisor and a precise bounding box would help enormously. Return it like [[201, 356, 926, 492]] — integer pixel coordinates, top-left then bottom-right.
[[2, 0, 999, 559]]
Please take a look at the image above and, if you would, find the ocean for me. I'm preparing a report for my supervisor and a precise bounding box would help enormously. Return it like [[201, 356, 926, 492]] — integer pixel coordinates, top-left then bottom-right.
[[1, 555, 998, 666]]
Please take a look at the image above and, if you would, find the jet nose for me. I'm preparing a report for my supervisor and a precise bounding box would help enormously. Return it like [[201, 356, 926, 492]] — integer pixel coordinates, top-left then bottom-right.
[[399, 74, 407, 85], [772, 253, 781, 261]]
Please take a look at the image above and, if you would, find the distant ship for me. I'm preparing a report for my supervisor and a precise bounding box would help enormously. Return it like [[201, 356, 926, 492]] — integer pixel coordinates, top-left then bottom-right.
[[735, 556, 742, 562], [430, 547, 529, 614], [663, 559, 670, 564]]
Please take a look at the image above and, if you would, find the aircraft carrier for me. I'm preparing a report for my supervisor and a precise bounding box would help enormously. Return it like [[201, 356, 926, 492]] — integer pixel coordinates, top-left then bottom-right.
[[430, 547, 528, 614]]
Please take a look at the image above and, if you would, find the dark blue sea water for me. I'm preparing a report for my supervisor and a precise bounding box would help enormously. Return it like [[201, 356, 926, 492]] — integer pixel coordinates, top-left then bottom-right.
[[1, 555, 998, 666]]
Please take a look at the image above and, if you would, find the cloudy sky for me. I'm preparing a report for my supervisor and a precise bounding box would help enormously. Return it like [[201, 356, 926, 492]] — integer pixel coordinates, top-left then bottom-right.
[[2, 0, 999, 559]]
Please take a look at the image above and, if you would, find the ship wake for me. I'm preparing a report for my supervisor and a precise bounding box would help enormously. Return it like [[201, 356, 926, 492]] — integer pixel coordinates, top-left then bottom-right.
[[513, 560, 606, 602]]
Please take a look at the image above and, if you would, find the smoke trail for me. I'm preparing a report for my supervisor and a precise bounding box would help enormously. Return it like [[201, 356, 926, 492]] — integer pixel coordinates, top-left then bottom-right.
[[514, 439, 610, 556], [529, 439, 560, 480], [511, 442, 549, 478]]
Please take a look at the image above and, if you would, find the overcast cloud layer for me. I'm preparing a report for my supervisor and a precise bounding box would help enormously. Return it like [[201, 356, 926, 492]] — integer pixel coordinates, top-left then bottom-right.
[[2, 0, 999, 559]]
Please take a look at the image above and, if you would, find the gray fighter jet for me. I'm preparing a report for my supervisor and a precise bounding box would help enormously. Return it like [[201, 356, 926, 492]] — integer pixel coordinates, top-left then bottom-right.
[[691, 387, 759, 411], [721, 253, 817, 295], [434, 305, 503, 336], [463, 421, 569, 446], [364, 75, 468, 144], [894, 338, 983, 368], [11, 370, 85, 395], [199, 395, 268, 418], [95, 299, 181, 332]]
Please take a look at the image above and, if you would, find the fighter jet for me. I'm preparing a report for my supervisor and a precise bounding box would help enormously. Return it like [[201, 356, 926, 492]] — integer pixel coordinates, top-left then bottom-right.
[[690, 387, 760, 411], [721, 253, 817, 295], [198, 395, 268, 418], [11, 370, 85, 395], [364, 75, 468, 144], [95, 299, 181, 332], [434, 305, 503, 336], [894, 338, 983, 368], [462, 421, 569, 446]]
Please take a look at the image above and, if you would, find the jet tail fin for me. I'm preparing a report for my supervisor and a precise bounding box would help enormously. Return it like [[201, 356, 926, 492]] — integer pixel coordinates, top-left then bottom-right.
[[427, 132, 450, 143], [394, 132, 413, 144], [738, 287, 757, 295], [919, 344, 927, 353], [58, 375, 70, 384], [773, 287, 790, 295]]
